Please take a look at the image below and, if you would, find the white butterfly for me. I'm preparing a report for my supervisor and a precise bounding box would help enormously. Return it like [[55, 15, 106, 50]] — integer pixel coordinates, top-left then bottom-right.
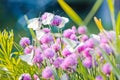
[[28, 18, 41, 30], [19, 50, 34, 65], [35, 30, 45, 40], [62, 38, 84, 52], [57, 17, 69, 28], [41, 12, 54, 25]]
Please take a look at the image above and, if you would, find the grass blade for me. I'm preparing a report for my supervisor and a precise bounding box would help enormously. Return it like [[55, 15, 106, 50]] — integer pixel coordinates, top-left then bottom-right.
[[84, 0, 103, 25], [57, 0, 84, 25]]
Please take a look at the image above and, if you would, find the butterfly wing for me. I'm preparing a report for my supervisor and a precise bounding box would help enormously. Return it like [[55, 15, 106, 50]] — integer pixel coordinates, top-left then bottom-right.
[[62, 38, 78, 52], [28, 18, 41, 30], [36, 30, 45, 40], [19, 51, 34, 65]]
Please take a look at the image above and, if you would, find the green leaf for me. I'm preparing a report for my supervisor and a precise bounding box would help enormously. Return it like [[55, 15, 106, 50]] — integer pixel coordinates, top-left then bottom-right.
[[57, 0, 84, 25], [100, 47, 120, 79], [52, 67, 60, 80], [107, 0, 115, 29], [84, 0, 103, 25], [116, 11, 120, 53]]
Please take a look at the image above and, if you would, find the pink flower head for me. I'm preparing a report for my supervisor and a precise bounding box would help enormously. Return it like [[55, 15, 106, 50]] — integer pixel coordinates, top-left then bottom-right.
[[82, 57, 92, 68], [33, 74, 39, 80], [53, 57, 63, 68], [56, 38, 62, 44], [40, 33, 53, 44], [63, 29, 74, 38], [35, 48, 41, 55], [78, 26, 87, 34], [102, 63, 112, 75], [33, 52, 43, 63], [42, 67, 53, 79], [95, 47, 102, 57], [41, 44, 49, 50], [100, 43, 113, 55], [84, 38, 94, 48], [70, 34, 77, 40], [19, 73, 31, 80], [62, 48, 72, 57], [52, 43, 60, 52], [42, 28, 50, 33], [99, 33, 108, 43], [44, 48, 55, 58], [95, 76, 103, 80], [19, 37, 30, 47], [83, 48, 92, 58], [77, 44, 86, 53], [72, 26, 77, 34], [81, 35, 89, 42], [51, 15, 62, 26], [107, 31, 116, 41], [24, 45, 33, 54], [60, 54, 78, 70]]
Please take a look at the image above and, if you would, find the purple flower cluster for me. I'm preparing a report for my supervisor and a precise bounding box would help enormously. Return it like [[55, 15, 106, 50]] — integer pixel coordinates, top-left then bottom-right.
[[19, 37, 30, 47], [19, 12, 116, 80], [19, 73, 31, 80], [42, 67, 53, 79]]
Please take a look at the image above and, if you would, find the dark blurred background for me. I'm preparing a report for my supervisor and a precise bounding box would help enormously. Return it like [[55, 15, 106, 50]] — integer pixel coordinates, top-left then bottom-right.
[[0, 0, 120, 41]]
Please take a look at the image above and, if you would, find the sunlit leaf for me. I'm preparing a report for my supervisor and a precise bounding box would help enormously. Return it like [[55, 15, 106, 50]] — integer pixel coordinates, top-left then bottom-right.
[[57, 0, 84, 25], [107, 0, 115, 29], [94, 17, 105, 32], [116, 11, 120, 53]]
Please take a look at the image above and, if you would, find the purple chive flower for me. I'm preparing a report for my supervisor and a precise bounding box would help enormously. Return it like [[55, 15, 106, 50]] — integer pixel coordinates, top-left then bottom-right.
[[42, 28, 50, 33], [72, 26, 77, 34], [99, 33, 108, 43], [19, 37, 30, 47], [51, 15, 62, 26], [53, 57, 63, 68], [41, 44, 49, 50], [56, 38, 61, 44], [52, 43, 60, 52], [33, 74, 39, 80], [35, 48, 41, 55], [85, 38, 94, 48], [44, 48, 55, 58], [102, 63, 112, 75], [33, 52, 43, 63], [24, 45, 33, 54], [95, 76, 103, 80], [83, 48, 92, 58], [82, 57, 92, 68], [63, 29, 74, 38], [95, 47, 102, 57], [108, 31, 116, 41], [19, 73, 31, 80], [78, 26, 87, 34], [77, 44, 86, 53], [81, 35, 89, 42], [70, 34, 77, 40], [40, 33, 53, 44], [60, 54, 77, 70], [100, 43, 113, 55], [62, 48, 72, 57], [42, 67, 53, 79]]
